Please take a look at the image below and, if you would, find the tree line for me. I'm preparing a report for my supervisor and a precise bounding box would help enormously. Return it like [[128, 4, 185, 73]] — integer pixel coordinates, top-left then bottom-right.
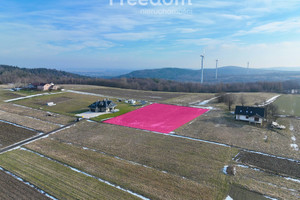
[[1, 65, 299, 94]]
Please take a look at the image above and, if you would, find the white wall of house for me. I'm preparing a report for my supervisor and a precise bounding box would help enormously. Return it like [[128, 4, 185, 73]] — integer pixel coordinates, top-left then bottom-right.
[[236, 115, 263, 124]]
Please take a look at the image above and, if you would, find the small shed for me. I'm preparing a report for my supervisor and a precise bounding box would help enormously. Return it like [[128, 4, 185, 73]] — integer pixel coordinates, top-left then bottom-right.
[[47, 102, 56, 106], [235, 106, 265, 125]]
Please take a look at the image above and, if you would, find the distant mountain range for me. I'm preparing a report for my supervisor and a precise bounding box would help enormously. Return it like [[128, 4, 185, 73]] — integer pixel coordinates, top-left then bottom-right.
[[119, 66, 300, 83], [1, 64, 300, 85]]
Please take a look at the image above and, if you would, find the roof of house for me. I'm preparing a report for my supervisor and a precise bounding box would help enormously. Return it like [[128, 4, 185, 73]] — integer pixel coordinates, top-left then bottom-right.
[[88, 99, 116, 109], [235, 106, 265, 118]]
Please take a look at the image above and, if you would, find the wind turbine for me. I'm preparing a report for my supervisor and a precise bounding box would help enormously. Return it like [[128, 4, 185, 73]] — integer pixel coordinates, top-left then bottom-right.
[[247, 62, 250, 74], [200, 55, 204, 83], [215, 59, 218, 80]]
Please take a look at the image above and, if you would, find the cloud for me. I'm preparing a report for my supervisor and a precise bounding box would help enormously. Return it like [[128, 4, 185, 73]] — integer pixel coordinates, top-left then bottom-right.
[[235, 17, 300, 36], [104, 31, 165, 41]]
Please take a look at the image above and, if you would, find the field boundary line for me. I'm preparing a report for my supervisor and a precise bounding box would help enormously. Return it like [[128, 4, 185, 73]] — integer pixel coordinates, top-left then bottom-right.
[[52, 138, 195, 182], [0, 123, 77, 154], [101, 122, 300, 163], [21, 147, 150, 200], [4, 92, 64, 103], [66, 89, 113, 98], [0, 166, 58, 200], [236, 163, 300, 184], [0, 119, 41, 133], [0, 109, 64, 127]]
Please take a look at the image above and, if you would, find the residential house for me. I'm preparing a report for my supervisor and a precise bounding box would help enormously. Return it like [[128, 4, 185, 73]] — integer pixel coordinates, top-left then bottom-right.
[[235, 106, 265, 125], [27, 83, 60, 91], [88, 99, 116, 113]]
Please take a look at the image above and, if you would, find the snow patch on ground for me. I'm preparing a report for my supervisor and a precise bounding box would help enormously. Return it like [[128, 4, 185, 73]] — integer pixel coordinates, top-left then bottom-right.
[[225, 195, 233, 200], [222, 165, 228, 175], [258, 95, 281, 107], [289, 124, 294, 131], [196, 96, 218, 105], [263, 195, 278, 200], [4, 92, 64, 103], [0, 166, 58, 200], [290, 144, 299, 151], [0, 119, 40, 133], [21, 148, 150, 200]]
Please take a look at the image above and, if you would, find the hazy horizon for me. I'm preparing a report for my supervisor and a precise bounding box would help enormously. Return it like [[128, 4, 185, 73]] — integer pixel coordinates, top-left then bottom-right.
[[1, 0, 300, 70]]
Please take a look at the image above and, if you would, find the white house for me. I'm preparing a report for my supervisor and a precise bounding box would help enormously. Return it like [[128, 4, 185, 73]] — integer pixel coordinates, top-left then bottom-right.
[[235, 106, 265, 125]]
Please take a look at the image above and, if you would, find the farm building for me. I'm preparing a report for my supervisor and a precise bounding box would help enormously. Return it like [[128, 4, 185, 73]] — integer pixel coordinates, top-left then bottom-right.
[[26, 83, 60, 91], [88, 99, 116, 113], [235, 106, 265, 125]]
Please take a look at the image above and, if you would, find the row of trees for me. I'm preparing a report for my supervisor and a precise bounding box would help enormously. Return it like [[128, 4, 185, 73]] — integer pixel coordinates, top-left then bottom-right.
[[217, 93, 279, 122], [1, 65, 300, 94]]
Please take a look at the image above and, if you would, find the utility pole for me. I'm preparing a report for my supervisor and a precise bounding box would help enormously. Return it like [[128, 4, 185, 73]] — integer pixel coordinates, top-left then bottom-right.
[[200, 55, 204, 83]]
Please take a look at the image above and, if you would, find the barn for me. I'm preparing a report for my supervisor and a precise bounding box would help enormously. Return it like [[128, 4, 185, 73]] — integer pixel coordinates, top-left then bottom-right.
[[235, 106, 265, 125]]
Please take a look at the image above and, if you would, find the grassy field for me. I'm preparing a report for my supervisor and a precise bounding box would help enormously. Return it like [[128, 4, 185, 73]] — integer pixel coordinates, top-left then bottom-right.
[[0, 110, 60, 133], [0, 122, 37, 148], [0, 89, 25, 102], [176, 109, 300, 160], [230, 165, 300, 200], [0, 170, 50, 200], [13, 91, 141, 120], [62, 84, 188, 101], [163, 93, 215, 105], [210, 92, 278, 110], [47, 120, 238, 199], [14, 92, 105, 116], [274, 95, 300, 116], [26, 138, 214, 200], [92, 101, 142, 121], [0, 149, 140, 200], [0, 103, 75, 125]]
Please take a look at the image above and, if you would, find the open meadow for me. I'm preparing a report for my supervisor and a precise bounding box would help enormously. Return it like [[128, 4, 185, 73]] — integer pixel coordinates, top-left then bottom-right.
[[25, 138, 215, 200], [13, 91, 141, 121], [0, 103, 75, 125], [0, 149, 140, 200], [62, 84, 213, 103], [38, 120, 237, 199], [176, 109, 300, 160], [0, 169, 50, 200], [0, 85, 298, 200], [274, 94, 300, 116], [0, 122, 37, 148]]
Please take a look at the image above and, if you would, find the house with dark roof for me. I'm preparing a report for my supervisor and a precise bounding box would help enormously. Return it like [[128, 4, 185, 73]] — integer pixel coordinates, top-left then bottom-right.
[[88, 99, 116, 113], [235, 106, 265, 125]]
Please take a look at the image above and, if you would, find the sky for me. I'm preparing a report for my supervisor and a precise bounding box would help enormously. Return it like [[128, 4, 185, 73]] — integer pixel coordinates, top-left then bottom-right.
[[1, 0, 300, 71]]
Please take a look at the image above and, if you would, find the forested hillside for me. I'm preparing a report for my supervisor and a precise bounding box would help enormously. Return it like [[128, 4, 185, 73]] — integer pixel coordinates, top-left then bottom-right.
[[120, 66, 300, 83], [0, 65, 82, 84], [0, 65, 299, 93]]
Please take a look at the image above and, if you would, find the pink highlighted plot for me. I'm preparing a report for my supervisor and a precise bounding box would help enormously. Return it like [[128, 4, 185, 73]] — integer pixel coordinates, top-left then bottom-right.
[[104, 103, 209, 134]]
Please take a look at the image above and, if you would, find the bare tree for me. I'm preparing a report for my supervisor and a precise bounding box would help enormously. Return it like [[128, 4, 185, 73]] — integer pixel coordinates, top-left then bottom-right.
[[224, 94, 236, 111], [265, 104, 279, 121], [239, 94, 246, 106]]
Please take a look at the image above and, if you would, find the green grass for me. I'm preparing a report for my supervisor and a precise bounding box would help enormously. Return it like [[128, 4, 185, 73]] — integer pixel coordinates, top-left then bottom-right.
[[14, 92, 141, 119], [274, 95, 300, 116], [92, 102, 142, 121], [14, 92, 105, 116], [0, 149, 139, 200]]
